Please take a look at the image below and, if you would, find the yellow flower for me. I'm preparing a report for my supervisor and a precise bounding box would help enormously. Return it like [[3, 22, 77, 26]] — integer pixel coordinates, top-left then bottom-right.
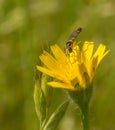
[[36, 41, 109, 90]]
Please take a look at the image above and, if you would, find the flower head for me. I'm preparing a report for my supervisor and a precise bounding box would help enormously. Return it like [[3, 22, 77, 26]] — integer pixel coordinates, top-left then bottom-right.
[[37, 41, 109, 90]]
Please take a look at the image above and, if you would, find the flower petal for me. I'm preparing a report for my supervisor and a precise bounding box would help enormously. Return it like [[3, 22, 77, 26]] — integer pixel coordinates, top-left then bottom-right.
[[47, 81, 75, 90], [36, 65, 68, 82], [39, 51, 58, 70], [39, 50, 69, 79], [93, 44, 110, 69], [82, 41, 94, 61], [51, 44, 67, 64], [50, 44, 69, 75]]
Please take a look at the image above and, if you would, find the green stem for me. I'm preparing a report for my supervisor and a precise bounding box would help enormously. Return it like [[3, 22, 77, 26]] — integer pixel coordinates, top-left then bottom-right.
[[80, 103, 89, 130], [68, 86, 92, 130]]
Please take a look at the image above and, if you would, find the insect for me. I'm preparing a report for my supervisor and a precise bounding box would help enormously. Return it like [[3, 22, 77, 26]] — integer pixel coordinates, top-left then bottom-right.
[[64, 27, 82, 52]]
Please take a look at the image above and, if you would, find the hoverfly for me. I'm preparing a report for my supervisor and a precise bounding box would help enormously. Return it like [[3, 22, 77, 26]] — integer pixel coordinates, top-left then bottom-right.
[[64, 27, 82, 52]]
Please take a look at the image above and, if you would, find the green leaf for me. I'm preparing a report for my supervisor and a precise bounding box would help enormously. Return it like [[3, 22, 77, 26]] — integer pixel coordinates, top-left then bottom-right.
[[43, 100, 69, 130]]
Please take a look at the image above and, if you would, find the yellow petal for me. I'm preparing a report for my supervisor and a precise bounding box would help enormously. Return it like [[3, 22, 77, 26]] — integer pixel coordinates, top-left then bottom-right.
[[101, 50, 110, 59], [51, 44, 67, 64], [47, 81, 75, 90], [50, 44, 69, 75], [36, 65, 68, 82], [39, 51, 58, 70], [93, 44, 105, 57], [39, 50, 68, 77], [72, 64, 84, 86], [72, 44, 81, 62], [93, 44, 110, 69], [82, 41, 94, 61]]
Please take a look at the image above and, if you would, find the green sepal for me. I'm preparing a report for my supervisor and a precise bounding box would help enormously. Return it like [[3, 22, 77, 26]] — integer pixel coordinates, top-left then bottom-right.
[[40, 89, 47, 124], [68, 84, 93, 107], [34, 81, 41, 119], [34, 81, 46, 124], [41, 74, 53, 108], [43, 100, 69, 130]]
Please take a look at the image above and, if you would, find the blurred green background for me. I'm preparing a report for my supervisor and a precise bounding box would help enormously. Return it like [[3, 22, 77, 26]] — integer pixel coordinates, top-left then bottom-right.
[[0, 0, 115, 130]]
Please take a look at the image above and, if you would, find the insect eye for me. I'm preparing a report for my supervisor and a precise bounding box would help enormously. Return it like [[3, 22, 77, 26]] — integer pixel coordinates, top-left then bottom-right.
[[66, 41, 72, 46]]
